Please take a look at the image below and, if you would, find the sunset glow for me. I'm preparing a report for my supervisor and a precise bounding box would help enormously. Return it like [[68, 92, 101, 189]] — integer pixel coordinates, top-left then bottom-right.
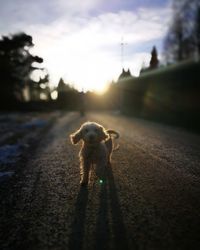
[[0, 0, 171, 92]]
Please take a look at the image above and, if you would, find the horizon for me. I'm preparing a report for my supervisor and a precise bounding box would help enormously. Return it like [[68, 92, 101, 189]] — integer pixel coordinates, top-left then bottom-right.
[[0, 0, 171, 92]]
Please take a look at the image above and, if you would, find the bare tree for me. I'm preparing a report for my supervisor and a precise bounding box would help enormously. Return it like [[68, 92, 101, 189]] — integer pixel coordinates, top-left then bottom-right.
[[163, 0, 200, 63], [194, 3, 200, 59]]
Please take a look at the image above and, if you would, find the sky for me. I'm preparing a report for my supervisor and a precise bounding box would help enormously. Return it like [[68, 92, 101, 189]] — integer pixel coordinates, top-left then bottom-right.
[[0, 0, 171, 93]]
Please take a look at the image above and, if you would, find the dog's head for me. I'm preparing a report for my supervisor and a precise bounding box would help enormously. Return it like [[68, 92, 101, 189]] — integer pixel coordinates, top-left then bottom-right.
[[70, 122, 108, 145]]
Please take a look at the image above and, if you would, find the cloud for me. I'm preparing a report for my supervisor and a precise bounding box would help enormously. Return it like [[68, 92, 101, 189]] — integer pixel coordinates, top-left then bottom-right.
[[0, 0, 104, 31], [0, 1, 171, 90], [54, 0, 104, 15]]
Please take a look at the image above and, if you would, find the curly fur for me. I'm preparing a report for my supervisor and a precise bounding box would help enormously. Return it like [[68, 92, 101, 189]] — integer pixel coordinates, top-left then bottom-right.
[[70, 121, 119, 185]]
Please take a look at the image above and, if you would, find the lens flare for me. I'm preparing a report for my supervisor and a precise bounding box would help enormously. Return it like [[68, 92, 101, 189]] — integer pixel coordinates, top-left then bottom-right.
[[99, 179, 104, 184]]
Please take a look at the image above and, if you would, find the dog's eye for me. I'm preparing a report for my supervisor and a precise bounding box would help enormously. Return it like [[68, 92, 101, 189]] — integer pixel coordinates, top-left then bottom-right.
[[85, 128, 88, 133]]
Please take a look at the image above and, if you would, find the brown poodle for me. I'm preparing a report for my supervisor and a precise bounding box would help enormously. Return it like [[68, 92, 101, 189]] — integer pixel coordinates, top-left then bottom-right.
[[70, 121, 119, 185]]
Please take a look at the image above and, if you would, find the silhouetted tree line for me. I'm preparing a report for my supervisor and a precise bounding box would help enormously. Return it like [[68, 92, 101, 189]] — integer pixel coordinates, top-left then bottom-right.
[[164, 0, 200, 63], [56, 78, 120, 111], [0, 32, 50, 109], [57, 78, 80, 109]]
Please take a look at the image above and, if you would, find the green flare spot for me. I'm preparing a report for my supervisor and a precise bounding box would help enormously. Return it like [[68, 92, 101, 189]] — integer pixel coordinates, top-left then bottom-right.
[[99, 179, 103, 184]]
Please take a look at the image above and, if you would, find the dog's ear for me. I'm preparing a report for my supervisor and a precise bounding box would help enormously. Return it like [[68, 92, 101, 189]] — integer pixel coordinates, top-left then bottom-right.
[[70, 129, 82, 144], [99, 126, 109, 141]]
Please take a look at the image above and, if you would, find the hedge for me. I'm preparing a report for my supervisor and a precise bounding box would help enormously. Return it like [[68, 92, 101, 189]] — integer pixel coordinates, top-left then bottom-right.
[[118, 61, 200, 130]]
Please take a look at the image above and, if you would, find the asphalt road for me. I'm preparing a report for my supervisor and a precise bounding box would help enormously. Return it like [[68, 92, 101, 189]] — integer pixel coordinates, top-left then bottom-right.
[[0, 112, 200, 250]]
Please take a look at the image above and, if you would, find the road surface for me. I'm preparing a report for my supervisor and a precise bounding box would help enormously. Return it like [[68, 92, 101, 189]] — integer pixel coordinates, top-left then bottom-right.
[[0, 112, 200, 250]]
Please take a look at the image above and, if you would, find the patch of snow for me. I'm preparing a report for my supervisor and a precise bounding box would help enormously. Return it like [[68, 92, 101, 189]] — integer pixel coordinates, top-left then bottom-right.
[[0, 171, 14, 177], [0, 144, 22, 164], [20, 119, 48, 129], [0, 171, 14, 182]]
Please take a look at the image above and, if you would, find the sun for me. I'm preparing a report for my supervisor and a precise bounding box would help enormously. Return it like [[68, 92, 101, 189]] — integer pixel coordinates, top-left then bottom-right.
[[38, 38, 121, 93], [63, 59, 114, 94], [93, 84, 109, 95]]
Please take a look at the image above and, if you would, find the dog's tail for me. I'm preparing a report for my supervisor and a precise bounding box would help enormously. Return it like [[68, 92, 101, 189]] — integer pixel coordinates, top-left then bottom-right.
[[106, 129, 119, 139], [106, 129, 120, 151]]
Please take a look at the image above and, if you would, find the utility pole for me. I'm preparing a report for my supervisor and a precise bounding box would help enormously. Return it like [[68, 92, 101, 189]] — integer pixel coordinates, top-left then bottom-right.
[[120, 36, 127, 69]]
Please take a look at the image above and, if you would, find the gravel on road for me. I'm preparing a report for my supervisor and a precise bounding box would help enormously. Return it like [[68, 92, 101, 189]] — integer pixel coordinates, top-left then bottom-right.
[[0, 112, 199, 250]]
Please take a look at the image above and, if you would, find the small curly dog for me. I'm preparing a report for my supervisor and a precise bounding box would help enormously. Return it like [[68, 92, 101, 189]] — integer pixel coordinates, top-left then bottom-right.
[[70, 121, 119, 185]]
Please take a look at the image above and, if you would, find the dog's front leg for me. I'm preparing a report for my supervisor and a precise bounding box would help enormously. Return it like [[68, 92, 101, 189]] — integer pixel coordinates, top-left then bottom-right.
[[95, 159, 107, 182], [80, 158, 90, 185]]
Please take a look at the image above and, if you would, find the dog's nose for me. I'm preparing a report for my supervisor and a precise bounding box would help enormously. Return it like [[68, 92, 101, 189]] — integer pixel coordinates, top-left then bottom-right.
[[89, 134, 95, 140]]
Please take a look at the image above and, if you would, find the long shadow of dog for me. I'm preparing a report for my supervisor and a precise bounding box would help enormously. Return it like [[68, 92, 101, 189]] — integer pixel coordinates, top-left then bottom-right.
[[95, 166, 129, 250], [68, 166, 129, 250], [68, 186, 88, 250]]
